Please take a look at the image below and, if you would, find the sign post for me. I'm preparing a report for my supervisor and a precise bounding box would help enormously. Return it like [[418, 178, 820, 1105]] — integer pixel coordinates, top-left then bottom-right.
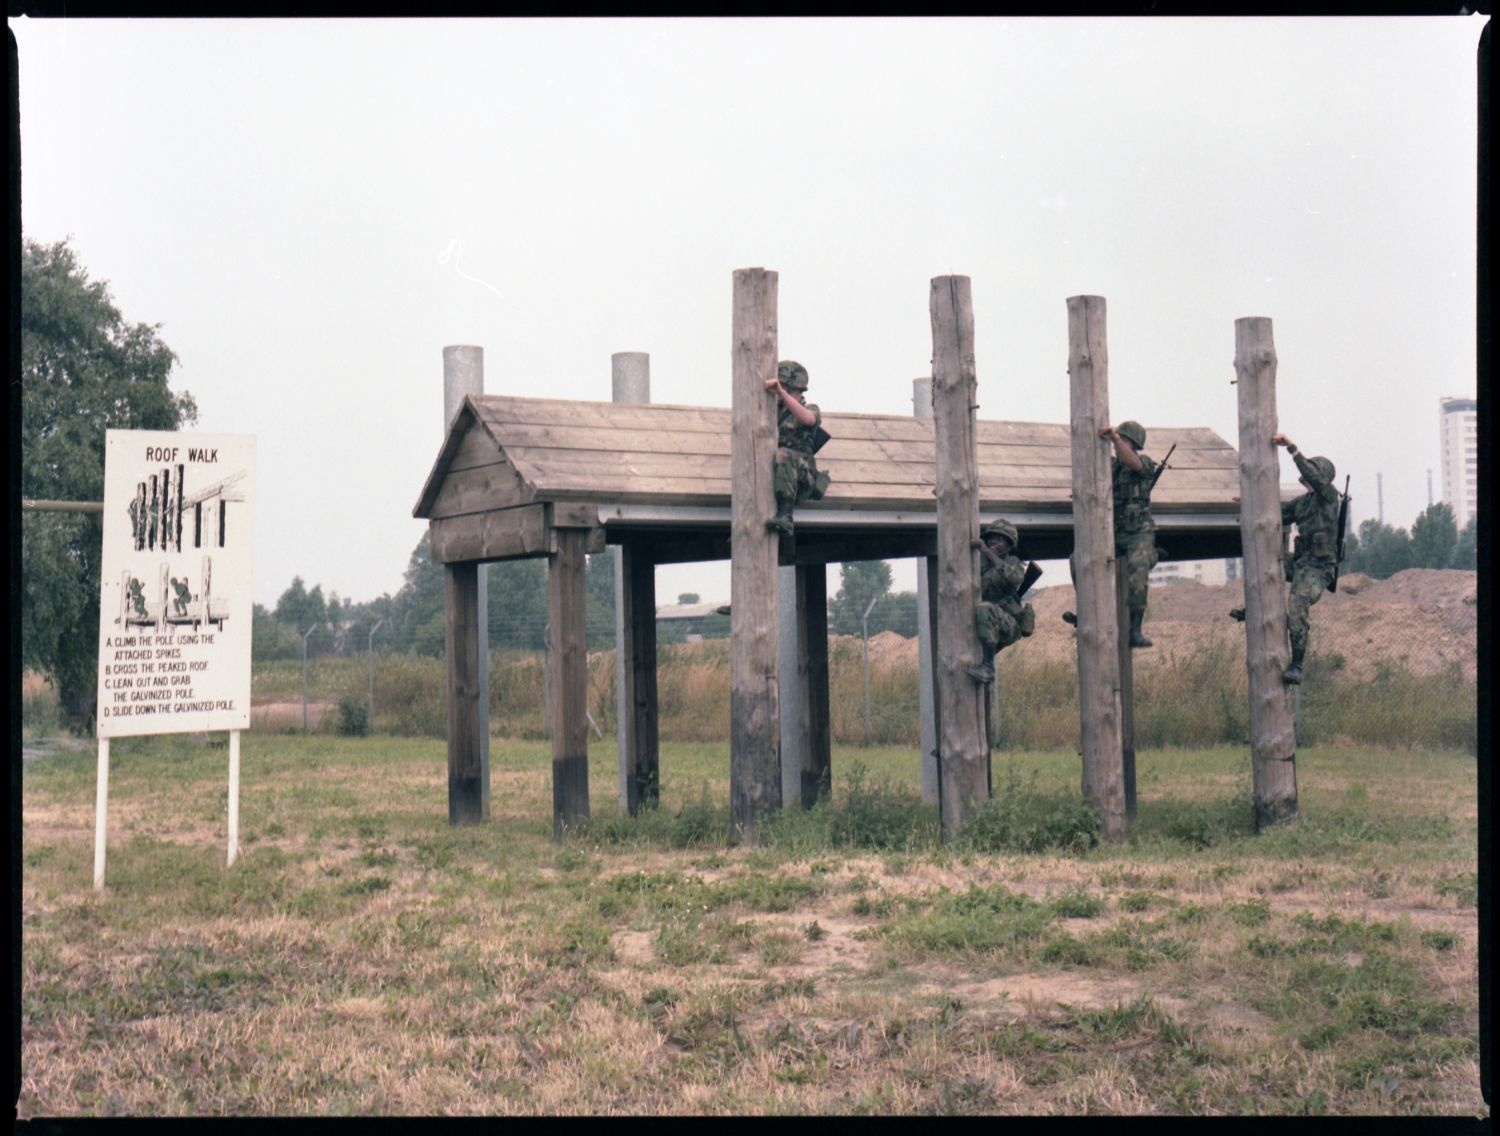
[[94, 430, 255, 887]]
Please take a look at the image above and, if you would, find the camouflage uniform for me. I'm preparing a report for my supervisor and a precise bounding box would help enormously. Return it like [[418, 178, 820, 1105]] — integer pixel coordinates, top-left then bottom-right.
[[969, 519, 1035, 684], [1282, 451, 1340, 656], [171, 577, 192, 617], [770, 361, 830, 534], [1113, 446, 1158, 614]]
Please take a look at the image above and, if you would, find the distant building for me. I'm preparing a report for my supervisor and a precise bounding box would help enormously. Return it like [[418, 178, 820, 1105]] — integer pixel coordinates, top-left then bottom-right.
[[1149, 558, 1236, 587], [656, 599, 730, 642], [1439, 396, 1478, 530]]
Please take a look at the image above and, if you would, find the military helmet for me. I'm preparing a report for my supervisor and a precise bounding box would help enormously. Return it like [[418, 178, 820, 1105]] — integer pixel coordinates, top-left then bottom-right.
[[981, 519, 1019, 548], [1311, 456, 1335, 482], [777, 360, 810, 391], [1117, 420, 1146, 449]]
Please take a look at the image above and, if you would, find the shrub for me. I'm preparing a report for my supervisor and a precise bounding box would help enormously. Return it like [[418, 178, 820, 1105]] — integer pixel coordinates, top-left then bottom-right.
[[337, 697, 370, 737]]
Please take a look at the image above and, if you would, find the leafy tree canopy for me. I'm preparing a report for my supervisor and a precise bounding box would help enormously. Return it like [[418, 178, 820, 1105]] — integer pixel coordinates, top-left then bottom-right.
[[21, 239, 197, 729]]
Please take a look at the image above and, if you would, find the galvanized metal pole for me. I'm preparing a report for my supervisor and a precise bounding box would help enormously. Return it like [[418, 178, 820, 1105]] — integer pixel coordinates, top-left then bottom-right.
[[611, 352, 650, 811], [442, 346, 490, 818], [301, 625, 316, 733]]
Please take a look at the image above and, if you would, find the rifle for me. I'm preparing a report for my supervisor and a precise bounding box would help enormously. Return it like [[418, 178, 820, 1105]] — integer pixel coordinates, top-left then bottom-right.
[[1020, 561, 1044, 598], [1148, 443, 1177, 492], [1330, 475, 1352, 593]]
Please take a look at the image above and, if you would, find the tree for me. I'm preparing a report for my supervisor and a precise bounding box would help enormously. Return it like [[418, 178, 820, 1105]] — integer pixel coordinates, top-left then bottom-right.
[[830, 561, 893, 636], [1452, 515, 1477, 570], [1410, 502, 1459, 569], [21, 239, 197, 729], [1347, 519, 1413, 580]]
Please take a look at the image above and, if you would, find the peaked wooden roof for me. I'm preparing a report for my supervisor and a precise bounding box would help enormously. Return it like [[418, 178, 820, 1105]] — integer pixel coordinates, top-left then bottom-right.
[[414, 394, 1241, 523]]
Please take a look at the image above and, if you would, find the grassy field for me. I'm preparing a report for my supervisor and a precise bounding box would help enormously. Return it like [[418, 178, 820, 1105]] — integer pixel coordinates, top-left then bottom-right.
[[20, 734, 1483, 1117]]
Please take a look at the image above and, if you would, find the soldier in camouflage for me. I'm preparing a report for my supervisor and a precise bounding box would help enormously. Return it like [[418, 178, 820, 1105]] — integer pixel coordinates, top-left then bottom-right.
[[1229, 434, 1341, 685], [967, 518, 1037, 684], [765, 360, 830, 538], [1102, 420, 1159, 648]]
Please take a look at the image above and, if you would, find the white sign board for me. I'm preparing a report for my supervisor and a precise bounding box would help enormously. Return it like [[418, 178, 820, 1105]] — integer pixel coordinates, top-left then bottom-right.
[[95, 430, 255, 738]]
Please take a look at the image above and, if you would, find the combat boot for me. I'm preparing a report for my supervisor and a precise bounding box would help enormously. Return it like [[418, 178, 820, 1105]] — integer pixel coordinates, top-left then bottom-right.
[[1062, 611, 1077, 626], [766, 499, 794, 538], [1128, 609, 1152, 649], [1282, 644, 1305, 685], [1228, 607, 1245, 622], [967, 641, 997, 685]]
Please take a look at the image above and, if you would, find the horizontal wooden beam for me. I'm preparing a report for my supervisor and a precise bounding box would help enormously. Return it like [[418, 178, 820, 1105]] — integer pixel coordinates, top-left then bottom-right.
[[429, 506, 549, 564]]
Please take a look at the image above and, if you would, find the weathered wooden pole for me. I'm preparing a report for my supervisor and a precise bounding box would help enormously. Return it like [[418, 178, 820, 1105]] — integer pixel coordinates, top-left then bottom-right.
[[729, 267, 782, 844], [549, 525, 591, 838], [779, 564, 830, 809], [1066, 295, 1127, 842], [1234, 317, 1299, 830], [443, 345, 490, 818], [444, 561, 485, 824], [913, 376, 939, 805], [930, 276, 989, 839], [611, 352, 658, 814]]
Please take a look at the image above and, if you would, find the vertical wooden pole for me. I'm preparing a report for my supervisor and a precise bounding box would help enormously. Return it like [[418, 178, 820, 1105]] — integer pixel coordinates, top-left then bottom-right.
[[1067, 295, 1127, 843], [778, 567, 804, 808], [913, 377, 939, 805], [443, 346, 490, 817], [1234, 317, 1299, 830], [444, 562, 484, 825], [801, 564, 831, 807], [549, 527, 591, 838], [1116, 559, 1138, 821], [612, 352, 651, 812], [227, 729, 241, 867], [620, 541, 659, 814], [729, 267, 782, 844], [93, 737, 110, 889], [930, 275, 989, 840], [925, 555, 943, 818]]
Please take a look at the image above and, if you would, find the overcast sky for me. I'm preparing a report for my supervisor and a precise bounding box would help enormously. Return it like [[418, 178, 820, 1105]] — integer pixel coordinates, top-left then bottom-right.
[[12, 16, 1483, 609]]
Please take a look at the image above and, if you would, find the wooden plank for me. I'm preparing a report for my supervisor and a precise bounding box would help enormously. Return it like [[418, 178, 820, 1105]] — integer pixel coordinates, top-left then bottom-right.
[[728, 268, 782, 845], [549, 527, 591, 838], [446, 420, 509, 473], [931, 275, 989, 841], [428, 459, 534, 519], [1067, 295, 1127, 844], [444, 562, 485, 825], [1234, 317, 1299, 831], [428, 507, 549, 564]]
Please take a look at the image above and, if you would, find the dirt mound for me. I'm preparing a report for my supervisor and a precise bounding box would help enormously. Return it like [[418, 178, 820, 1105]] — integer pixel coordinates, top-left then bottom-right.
[[820, 569, 1477, 684]]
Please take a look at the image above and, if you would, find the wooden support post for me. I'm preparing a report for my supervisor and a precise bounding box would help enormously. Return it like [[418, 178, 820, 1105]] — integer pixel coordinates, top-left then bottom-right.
[[619, 541, 659, 814], [1066, 295, 1127, 843], [777, 566, 807, 808], [930, 275, 989, 840], [1116, 558, 1138, 821], [549, 527, 591, 838], [1234, 317, 1299, 830], [924, 555, 943, 818], [444, 561, 485, 825], [729, 267, 782, 844], [799, 565, 831, 807], [913, 377, 939, 805]]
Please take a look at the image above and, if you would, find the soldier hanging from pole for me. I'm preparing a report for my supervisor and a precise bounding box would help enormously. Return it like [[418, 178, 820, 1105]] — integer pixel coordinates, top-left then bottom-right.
[[967, 518, 1040, 685], [764, 360, 831, 539], [1230, 432, 1346, 685]]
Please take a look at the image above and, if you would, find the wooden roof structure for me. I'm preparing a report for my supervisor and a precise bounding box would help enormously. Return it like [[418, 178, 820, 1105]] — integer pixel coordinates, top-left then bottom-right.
[[414, 394, 1245, 564]]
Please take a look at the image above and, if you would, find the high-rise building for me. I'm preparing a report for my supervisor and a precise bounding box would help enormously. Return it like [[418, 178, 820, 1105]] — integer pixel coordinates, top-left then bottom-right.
[[1439, 396, 1478, 530]]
